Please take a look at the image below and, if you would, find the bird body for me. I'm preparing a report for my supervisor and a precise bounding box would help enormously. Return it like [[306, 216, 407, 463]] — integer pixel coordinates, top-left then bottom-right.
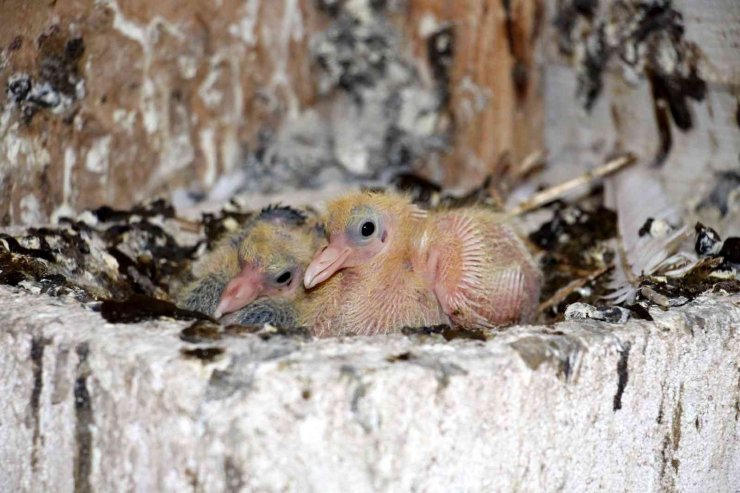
[[302, 192, 541, 336], [300, 251, 448, 337], [178, 205, 325, 326]]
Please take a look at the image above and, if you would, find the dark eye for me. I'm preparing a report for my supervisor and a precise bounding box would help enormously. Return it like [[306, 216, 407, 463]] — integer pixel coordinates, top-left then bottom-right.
[[276, 271, 292, 284], [360, 221, 375, 237]]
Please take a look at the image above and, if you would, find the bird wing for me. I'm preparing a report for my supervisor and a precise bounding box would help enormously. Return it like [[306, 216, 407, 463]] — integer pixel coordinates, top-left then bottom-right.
[[421, 209, 540, 328]]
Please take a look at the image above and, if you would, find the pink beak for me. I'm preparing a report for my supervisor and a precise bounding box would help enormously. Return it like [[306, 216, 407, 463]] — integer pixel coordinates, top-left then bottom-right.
[[303, 241, 351, 289], [214, 266, 264, 318]]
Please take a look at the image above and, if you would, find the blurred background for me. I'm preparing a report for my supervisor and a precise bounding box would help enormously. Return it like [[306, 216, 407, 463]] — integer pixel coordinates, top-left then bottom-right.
[[0, 0, 738, 233]]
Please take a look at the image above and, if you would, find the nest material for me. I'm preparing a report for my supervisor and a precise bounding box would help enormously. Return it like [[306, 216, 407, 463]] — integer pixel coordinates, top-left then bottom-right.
[[1, 174, 738, 330]]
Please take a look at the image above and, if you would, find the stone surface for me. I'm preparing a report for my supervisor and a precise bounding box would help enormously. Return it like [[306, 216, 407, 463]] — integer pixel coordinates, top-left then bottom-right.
[[1, 285, 739, 492]]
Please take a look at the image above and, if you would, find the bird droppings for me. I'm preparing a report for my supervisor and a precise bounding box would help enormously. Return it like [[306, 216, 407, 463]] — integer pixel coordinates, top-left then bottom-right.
[[694, 223, 722, 257], [554, 0, 706, 132], [0, 233, 56, 262], [202, 207, 254, 249], [0, 160, 736, 338], [528, 181, 739, 322], [565, 303, 631, 324], [1, 185, 735, 338], [440, 326, 488, 342], [180, 318, 312, 344], [530, 200, 617, 320], [0, 197, 206, 307], [401, 324, 451, 337], [638, 217, 674, 239], [5, 26, 86, 124], [640, 255, 740, 304], [91, 199, 175, 223], [181, 346, 226, 362], [252, 325, 313, 341], [401, 324, 489, 342]]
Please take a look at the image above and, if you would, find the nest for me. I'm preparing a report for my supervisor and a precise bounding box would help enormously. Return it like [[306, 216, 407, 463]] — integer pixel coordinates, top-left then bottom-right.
[[1, 166, 738, 333]]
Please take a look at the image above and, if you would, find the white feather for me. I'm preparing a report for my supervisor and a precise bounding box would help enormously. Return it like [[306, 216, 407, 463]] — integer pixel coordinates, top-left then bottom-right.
[[603, 166, 696, 303]]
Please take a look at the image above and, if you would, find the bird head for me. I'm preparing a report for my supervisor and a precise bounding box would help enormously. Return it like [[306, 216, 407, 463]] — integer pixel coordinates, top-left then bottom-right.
[[303, 192, 423, 289], [215, 206, 325, 318]]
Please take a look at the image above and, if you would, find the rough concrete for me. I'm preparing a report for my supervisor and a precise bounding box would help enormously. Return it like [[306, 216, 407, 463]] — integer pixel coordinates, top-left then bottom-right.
[[1, 285, 738, 492]]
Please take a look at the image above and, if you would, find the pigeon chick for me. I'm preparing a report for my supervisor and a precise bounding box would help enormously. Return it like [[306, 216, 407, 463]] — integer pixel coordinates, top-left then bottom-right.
[[302, 192, 541, 336], [179, 205, 325, 327]]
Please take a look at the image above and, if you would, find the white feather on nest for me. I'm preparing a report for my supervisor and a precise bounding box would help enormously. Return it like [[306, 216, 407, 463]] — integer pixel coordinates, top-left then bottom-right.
[[603, 165, 697, 303]]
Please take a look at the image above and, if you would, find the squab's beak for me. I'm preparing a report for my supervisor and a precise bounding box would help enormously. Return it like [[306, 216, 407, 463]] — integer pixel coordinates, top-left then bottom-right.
[[304, 241, 351, 289], [214, 266, 264, 318]]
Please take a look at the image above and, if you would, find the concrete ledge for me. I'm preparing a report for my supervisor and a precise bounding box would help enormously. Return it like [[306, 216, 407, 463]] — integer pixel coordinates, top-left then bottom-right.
[[1, 286, 738, 492]]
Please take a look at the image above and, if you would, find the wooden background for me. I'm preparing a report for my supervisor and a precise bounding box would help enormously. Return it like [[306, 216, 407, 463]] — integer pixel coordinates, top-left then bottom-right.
[[0, 0, 543, 225], [1, 0, 738, 226]]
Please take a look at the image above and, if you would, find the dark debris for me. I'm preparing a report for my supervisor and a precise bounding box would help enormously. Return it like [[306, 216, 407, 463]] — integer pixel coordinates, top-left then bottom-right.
[[694, 222, 722, 257], [401, 324, 488, 341], [639, 257, 740, 304], [554, 0, 707, 140], [2, 177, 736, 339], [100, 294, 210, 324], [388, 172, 499, 210], [202, 208, 253, 248], [180, 320, 223, 343], [718, 238, 740, 269], [0, 199, 205, 308], [181, 346, 225, 362], [530, 201, 617, 321]]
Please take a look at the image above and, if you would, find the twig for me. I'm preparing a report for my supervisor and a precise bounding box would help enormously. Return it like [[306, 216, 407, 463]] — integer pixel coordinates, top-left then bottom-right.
[[537, 266, 609, 314], [507, 153, 637, 216], [170, 216, 203, 233]]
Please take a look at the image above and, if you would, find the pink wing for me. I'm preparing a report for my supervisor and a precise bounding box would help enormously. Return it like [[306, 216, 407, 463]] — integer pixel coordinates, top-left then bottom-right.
[[422, 209, 541, 329]]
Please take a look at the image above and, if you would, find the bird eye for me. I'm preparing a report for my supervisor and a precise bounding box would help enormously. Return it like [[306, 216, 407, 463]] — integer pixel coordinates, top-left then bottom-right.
[[360, 221, 375, 237], [276, 271, 292, 284]]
